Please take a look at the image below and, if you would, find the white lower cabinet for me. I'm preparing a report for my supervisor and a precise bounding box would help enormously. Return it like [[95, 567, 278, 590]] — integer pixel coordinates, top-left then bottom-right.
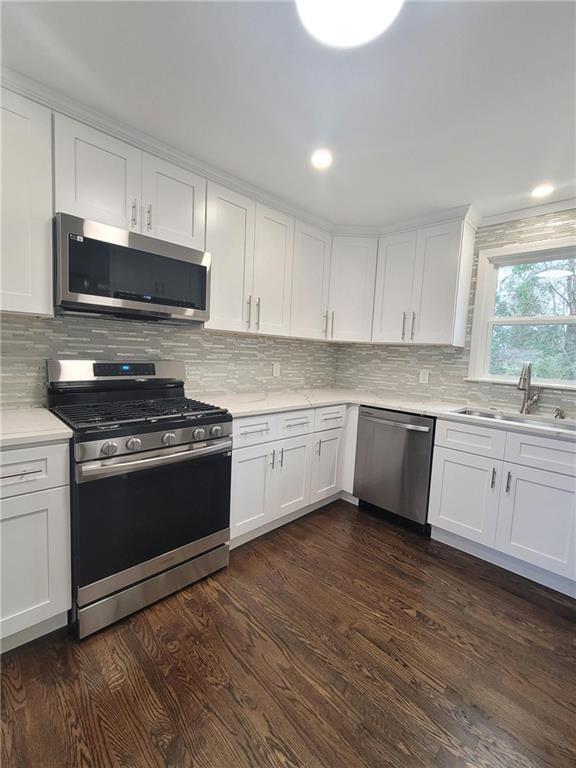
[[428, 447, 501, 546], [230, 443, 273, 538], [272, 434, 313, 520], [310, 428, 342, 503], [1, 486, 71, 639], [430, 420, 576, 587], [495, 463, 576, 578]]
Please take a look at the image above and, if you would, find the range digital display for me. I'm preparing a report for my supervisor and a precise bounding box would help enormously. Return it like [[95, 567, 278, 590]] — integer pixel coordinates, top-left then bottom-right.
[[93, 363, 156, 377]]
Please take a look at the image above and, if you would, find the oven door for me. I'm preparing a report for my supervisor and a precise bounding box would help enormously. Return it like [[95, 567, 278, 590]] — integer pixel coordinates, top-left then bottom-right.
[[73, 440, 231, 606], [55, 212, 211, 321]]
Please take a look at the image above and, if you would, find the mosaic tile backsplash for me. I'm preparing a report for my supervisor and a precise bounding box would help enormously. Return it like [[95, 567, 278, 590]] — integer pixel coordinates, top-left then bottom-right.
[[1, 208, 574, 416]]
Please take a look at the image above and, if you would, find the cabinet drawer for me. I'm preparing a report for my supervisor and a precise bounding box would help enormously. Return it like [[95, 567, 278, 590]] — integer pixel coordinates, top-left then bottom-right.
[[505, 432, 576, 476], [0, 443, 69, 499], [277, 409, 314, 438], [314, 405, 346, 431], [233, 414, 277, 447], [435, 419, 506, 459]]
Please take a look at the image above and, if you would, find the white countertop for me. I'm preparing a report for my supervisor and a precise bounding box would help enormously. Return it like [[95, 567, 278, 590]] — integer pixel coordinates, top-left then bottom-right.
[[203, 388, 576, 441], [0, 408, 72, 449]]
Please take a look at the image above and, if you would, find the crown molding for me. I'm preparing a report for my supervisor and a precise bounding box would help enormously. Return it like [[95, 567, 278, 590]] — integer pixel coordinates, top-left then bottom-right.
[[1, 68, 335, 232], [480, 198, 576, 227], [333, 203, 481, 238]]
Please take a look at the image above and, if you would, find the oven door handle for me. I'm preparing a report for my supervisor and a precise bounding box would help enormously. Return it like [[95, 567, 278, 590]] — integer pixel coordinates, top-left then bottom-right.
[[77, 440, 232, 483]]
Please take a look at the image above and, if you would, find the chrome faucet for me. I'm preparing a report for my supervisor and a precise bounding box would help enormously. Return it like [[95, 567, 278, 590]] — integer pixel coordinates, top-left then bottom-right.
[[517, 362, 542, 414]]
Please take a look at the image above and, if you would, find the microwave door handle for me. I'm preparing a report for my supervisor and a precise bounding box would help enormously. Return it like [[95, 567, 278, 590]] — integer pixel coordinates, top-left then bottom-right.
[[77, 440, 232, 482]]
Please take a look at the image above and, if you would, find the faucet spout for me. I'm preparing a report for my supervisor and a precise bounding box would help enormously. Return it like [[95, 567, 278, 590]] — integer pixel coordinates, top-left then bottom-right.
[[517, 362, 541, 414]]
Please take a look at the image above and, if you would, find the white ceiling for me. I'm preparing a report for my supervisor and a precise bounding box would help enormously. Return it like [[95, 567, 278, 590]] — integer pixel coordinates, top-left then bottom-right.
[[2, 1, 574, 227]]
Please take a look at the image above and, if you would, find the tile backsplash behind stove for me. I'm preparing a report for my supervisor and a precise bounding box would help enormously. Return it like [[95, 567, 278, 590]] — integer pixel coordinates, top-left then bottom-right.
[[1, 208, 574, 416], [0, 316, 337, 408]]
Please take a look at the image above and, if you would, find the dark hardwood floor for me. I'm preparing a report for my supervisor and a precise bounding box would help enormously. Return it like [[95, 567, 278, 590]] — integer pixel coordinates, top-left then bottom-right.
[[2, 500, 575, 768]]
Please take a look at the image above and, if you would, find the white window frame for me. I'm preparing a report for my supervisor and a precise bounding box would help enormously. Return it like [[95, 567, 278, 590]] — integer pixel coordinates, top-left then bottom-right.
[[468, 236, 576, 390]]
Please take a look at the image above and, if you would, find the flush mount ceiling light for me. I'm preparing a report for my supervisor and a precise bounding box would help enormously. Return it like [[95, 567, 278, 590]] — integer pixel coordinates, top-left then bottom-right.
[[296, 0, 405, 49], [531, 183, 555, 199], [311, 148, 333, 170]]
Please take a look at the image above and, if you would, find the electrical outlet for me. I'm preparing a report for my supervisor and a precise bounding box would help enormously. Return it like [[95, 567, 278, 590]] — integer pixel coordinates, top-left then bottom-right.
[[419, 369, 430, 385], [272, 362, 281, 378]]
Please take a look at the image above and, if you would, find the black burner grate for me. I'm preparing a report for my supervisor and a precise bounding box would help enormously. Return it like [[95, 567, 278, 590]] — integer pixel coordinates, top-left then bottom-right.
[[52, 397, 226, 429]]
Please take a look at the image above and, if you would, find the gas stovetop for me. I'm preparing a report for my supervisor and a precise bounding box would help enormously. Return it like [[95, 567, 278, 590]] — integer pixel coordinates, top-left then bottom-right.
[[52, 397, 228, 430]]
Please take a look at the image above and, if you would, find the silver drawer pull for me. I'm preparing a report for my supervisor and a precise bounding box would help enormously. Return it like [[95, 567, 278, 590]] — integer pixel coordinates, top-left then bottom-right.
[[286, 420, 309, 427], [0, 468, 43, 481], [361, 415, 430, 433], [322, 415, 342, 421], [240, 426, 270, 436]]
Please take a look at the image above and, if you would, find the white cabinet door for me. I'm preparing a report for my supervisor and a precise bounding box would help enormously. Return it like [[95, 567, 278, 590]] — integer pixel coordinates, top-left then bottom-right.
[[204, 183, 255, 333], [310, 428, 342, 502], [252, 205, 294, 336], [428, 447, 501, 546], [1, 90, 53, 316], [1, 487, 71, 639], [411, 221, 463, 344], [141, 154, 206, 249], [495, 463, 576, 578], [54, 114, 142, 230], [290, 222, 331, 339], [230, 443, 274, 538], [372, 231, 417, 343], [272, 434, 313, 520], [328, 237, 377, 342]]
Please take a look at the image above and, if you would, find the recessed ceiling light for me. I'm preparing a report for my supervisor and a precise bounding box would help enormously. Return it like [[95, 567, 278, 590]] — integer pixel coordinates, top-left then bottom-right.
[[531, 183, 554, 199], [296, 0, 405, 49], [311, 148, 333, 170]]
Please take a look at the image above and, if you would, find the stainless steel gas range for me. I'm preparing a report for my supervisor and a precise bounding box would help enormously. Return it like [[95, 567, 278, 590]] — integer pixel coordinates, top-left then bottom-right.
[[47, 360, 232, 638]]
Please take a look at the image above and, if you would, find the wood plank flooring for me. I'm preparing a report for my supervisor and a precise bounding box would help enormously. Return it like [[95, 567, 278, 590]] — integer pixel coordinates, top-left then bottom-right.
[[2, 500, 575, 768]]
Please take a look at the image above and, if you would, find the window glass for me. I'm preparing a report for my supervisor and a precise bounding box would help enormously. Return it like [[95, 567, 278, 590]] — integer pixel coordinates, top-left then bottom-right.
[[489, 324, 576, 381], [494, 257, 575, 317]]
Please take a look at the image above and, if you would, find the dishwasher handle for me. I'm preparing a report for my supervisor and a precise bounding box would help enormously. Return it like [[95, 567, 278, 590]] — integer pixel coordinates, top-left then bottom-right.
[[359, 415, 431, 433]]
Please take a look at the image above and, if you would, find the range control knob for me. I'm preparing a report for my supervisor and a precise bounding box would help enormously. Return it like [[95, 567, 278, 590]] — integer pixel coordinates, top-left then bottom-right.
[[193, 427, 206, 441], [100, 441, 118, 457], [162, 432, 177, 447], [210, 425, 223, 438], [126, 437, 142, 452]]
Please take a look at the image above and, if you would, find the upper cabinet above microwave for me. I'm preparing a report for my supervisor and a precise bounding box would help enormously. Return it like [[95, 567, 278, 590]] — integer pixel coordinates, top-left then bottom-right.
[[54, 115, 206, 250]]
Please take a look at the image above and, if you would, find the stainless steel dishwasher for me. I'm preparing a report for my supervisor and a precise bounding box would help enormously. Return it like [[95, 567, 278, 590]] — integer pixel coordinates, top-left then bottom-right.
[[353, 407, 435, 527]]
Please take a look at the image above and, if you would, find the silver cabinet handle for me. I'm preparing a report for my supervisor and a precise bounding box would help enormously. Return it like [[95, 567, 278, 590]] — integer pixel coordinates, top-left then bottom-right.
[[270, 449, 276, 469], [322, 310, 329, 337], [77, 440, 232, 483], [1, 468, 43, 481], [317, 439, 322, 456], [246, 295, 252, 327], [240, 426, 270, 436], [505, 471, 512, 494], [256, 297, 261, 330], [401, 311, 407, 341], [331, 310, 335, 339], [131, 199, 138, 227], [279, 448, 284, 467], [360, 415, 430, 432], [491, 467, 497, 489], [285, 420, 309, 427], [410, 311, 416, 341], [322, 416, 342, 422], [146, 204, 152, 231]]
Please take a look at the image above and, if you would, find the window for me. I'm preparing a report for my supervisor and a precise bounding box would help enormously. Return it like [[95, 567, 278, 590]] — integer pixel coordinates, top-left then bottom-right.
[[469, 239, 576, 388]]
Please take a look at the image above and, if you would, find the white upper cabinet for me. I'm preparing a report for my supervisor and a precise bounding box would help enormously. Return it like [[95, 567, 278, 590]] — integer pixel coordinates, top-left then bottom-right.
[[55, 114, 142, 231], [290, 222, 332, 339], [372, 231, 417, 343], [141, 155, 206, 249], [372, 218, 474, 347], [411, 220, 468, 345], [328, 237, 378, 342], [252, 204, 294, 336], [204, 183, 255, 333], [1, 90, 53, 316]]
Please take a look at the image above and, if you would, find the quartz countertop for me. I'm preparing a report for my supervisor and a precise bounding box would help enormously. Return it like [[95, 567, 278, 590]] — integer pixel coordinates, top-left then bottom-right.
[[0, 408, 72, 449], [201, 388, 576, 441]]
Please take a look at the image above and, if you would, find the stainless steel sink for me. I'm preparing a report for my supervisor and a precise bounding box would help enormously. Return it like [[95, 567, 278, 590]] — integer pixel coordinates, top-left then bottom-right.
[[454, 408, 576, 432]]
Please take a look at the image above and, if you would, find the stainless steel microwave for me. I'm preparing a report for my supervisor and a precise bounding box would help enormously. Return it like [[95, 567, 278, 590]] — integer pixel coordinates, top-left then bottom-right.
[[54, 213, 211, 322]]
